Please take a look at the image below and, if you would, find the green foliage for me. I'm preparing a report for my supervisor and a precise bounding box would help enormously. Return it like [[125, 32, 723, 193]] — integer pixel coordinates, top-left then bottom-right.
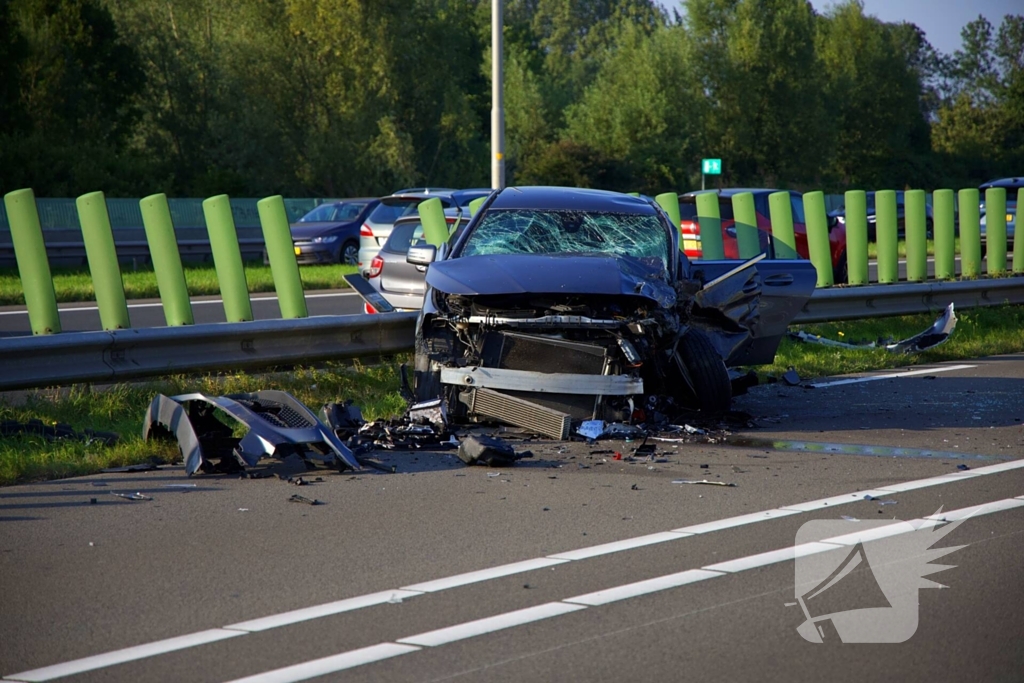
[[0, 0, 1020, 197]]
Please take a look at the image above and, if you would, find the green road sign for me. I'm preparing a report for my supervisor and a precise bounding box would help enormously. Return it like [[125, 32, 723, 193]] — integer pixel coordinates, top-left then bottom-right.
[[702, 158, 722, 175]]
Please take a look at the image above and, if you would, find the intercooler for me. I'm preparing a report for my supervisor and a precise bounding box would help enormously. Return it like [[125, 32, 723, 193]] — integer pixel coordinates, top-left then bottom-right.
[[462, 387, 572, 440]]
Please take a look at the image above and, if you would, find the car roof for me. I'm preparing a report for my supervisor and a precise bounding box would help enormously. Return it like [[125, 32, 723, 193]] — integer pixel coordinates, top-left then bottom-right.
[[391, 187, 456, 194], [980, 177, 1024, 190], [680, 188, 796, 200], [488, 186, 657, 213]]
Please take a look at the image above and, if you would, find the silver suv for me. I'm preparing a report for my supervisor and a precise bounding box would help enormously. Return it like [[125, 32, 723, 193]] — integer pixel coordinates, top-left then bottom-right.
[[365, 212, 470, 311], [357, 189, 491, 277]]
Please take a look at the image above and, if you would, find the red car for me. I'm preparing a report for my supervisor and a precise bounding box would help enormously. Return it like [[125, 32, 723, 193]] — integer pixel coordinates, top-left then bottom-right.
[[679, 189, 848, 283]]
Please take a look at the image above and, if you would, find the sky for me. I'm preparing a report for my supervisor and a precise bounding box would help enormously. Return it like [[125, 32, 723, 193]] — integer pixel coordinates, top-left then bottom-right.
[[666, 0, 1022, 56]]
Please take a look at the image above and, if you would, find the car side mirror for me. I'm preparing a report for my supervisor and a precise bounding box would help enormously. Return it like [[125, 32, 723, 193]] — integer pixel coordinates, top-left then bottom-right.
[[407, 244, 437, 266]]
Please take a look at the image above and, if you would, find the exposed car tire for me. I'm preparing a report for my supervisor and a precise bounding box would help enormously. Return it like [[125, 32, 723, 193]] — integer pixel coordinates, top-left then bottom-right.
[[340, 240, 359, 265], [833, 250, 848, 284], [674, 329, 732, 413]]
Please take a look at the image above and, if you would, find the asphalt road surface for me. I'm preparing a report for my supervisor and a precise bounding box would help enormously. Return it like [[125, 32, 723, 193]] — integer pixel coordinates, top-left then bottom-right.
[[2, 357, 1023, 682], [0, 291, 365, 338]]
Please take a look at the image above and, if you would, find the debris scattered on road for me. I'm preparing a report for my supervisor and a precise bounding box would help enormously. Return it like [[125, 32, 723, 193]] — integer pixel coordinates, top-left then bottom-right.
[[863, 494, 898, 505], [102, 463, 160, 473], [957, 464, 971, 471], [841, 515, 859, 522], [111, 492, 152, 501], [672, 479, 736, 487], [458, 435, 523, 467], [288, 494, 322, 506], [782, 368, 801, 386]]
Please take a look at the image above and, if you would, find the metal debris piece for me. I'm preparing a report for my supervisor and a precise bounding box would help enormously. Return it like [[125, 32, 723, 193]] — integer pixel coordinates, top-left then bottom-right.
[[790, 303, 957, 354], [143, 390, 359, 476], [578, 420, 605, 440], [671, 479, 736, 487], [288, 494, 322, 505], [782, 368, 801, 386], [111, 492, 153, 501]]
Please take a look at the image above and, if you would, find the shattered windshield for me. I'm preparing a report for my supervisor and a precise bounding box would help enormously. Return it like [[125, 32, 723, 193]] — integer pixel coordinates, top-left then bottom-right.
[[461, 209, 670, 272]]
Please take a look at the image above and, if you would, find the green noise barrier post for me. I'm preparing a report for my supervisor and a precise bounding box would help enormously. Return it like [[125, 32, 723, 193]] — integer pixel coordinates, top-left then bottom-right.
[[203, 195, 253, 323], [730, 192, 761, 259], [3, 188, 61, 334], [767, 192, 798, 261], [695, 192, 725, 260], [1014, 190, 1024, 274], [140, 193, 194, 326], [802, 191, 833, 287], [77, 191, 130, 330], [958, 188, 982, 278], [984, 187, 1007, 275], [874, 190, 898, 284], [258, 195, 307, 319], [419, 197, 448, 247], [468, 196, 487, 216], [654, 192, 681, 245], [843, 190, 868, 285], [932, 190, 956, 280], [904, 189, 928, 283]]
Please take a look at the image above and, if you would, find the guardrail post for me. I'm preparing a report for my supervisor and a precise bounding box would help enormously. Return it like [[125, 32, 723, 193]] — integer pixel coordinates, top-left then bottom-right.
[[1014, 189, 1023, 274], [695, 191, 725, 259], [904, 189, 927, 282], [140, 193, 194, 326], [843, 190, 868, 285], [767, 192, 798, 260], [76, 191, 130, 330], [419, 197, 448, 247], [203, 195, 253, 322], [958, 188, 982, 278], [654, 192, 682, 250], [257, 195, 307, 319], [984, 187, 1007, 275], [875, 190, 898, 284], [802, 191, 833, 287], [933, 189, 956, 279], [3, 188, 61, 334], [468, 196, 487, 216], [730, 192, 761, 259]]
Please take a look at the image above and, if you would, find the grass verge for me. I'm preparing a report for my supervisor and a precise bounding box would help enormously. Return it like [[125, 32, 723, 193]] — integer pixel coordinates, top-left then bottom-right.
[[3, 305, 1023, 486], [0, 263, 356, 305]]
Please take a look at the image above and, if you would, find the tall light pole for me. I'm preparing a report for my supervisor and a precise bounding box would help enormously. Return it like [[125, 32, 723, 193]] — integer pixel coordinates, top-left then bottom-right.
[[491, 0, 505, 190]]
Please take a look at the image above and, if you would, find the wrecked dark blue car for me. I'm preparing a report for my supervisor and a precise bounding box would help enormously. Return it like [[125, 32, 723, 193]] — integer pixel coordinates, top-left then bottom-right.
[[408, 187, 816, 439]]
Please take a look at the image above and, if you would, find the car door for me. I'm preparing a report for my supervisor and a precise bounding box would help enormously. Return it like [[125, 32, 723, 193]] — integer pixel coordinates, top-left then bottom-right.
[[688, 256, 817, 366]]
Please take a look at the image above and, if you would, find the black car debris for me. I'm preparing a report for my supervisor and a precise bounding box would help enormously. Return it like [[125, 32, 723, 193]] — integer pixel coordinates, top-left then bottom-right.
[[405, 187, 817, 439]]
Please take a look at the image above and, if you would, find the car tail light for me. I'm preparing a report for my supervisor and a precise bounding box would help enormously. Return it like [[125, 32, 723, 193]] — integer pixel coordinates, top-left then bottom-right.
[[368, 255, 383, 278], [680, 219, 702, 258], [360, 223, 374, 238], [364, 302, 377, 314]]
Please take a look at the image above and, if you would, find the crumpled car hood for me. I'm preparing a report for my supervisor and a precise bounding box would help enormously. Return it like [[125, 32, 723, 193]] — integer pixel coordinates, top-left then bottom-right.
[[425, 253, 676, 307]]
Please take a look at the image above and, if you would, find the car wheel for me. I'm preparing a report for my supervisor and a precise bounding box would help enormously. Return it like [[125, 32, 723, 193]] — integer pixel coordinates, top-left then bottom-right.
[[340, 240, 359, 265], [833, 250, 848, 284], [673, 329, 732, 413]]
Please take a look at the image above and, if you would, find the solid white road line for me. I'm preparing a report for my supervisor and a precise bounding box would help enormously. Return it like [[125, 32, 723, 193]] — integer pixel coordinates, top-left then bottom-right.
[[7, 459, 1024, 682], [809, 364, 977, 388], [222, 644, 421, 683], [6, 629, 245, 683], [402, 558, 569, 593], [225, 590, 424, 633], [564, 569, 724, 607], [220, 495, 1024, 683], [395, 603, 587, 648]]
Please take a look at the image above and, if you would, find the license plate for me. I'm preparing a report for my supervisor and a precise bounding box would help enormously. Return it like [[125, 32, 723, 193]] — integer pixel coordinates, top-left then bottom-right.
[[294, 246, 301, 256]]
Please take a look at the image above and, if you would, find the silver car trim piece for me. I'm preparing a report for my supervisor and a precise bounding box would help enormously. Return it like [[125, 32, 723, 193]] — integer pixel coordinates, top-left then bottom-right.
[[456, 314, 632, 329], [440, 366, 643, 395]]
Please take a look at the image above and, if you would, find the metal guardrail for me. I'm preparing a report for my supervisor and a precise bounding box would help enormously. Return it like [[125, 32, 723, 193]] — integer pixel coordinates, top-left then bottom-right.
[[0, 313, 418, 392], [794, 277, 1024, 323], [0, 238, 266, 268], [1, 278, 1022, 392]]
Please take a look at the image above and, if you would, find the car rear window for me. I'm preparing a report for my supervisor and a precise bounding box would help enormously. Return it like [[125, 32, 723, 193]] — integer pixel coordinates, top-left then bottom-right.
[[299, 201, 368, 222], [679, 197, 733, 220], [369, 197, 454, 224], [382, 222, 426, 254]]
